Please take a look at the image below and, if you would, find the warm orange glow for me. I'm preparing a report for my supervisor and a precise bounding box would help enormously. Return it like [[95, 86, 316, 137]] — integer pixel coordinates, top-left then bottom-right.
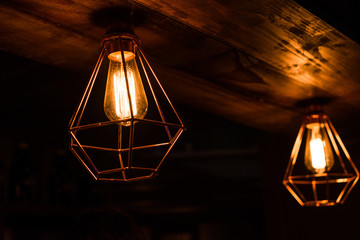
[[309, 138, 326, 170], [104, 51, 148, 126], [304, 122, 334, 173], [113, 69, 137, 118]]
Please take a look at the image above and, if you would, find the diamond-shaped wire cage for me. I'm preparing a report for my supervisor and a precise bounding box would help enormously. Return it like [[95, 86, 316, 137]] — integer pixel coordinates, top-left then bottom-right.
[[283, 108, 359, 206], [68, 34, 185, 182]]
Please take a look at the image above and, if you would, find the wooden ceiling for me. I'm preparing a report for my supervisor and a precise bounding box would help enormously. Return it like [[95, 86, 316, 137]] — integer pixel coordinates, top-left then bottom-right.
[[2, 2, 360, 237], [1, 0, 360, 134]]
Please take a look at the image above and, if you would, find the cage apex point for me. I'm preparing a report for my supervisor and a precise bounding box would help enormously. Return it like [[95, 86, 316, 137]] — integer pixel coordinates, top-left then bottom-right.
[[283, 104, 359, 206], [68, 17, 185, 182]]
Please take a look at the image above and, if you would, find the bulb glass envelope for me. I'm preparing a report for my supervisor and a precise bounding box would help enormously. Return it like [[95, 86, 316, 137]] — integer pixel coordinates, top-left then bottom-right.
[[68, 33, 185, 182], [283, 111, 359, 206]]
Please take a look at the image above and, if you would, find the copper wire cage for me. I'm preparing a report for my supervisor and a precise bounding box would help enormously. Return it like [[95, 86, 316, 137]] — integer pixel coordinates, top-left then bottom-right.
[[68, 33, 185, 182], [283, 106, 359, 206]]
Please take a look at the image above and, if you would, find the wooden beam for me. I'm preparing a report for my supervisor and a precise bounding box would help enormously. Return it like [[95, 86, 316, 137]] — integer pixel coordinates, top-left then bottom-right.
[[131, 0, 360, 103], [0, 4, 98, 73], [153, 61, 301, 133], [0, 1, 301, 133], [1, 0, 360, 133]]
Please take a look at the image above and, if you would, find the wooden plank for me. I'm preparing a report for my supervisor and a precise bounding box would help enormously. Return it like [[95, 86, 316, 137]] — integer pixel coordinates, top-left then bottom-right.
[[0, 2, 301, 133], [131, 0, 360, 103], [0, 0, 359, 133], [153, 61, 301, 133], [0, 4, 97, 73]]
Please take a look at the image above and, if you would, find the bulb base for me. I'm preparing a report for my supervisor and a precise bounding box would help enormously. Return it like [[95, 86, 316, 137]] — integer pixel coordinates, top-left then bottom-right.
[[101, 34, 139, 59], [306, 104, 323, 115]]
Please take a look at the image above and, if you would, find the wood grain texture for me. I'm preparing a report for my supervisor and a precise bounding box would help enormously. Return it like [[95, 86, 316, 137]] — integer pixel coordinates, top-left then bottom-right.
[[131, 0, 360, 91], [0, 0, 359, 134]]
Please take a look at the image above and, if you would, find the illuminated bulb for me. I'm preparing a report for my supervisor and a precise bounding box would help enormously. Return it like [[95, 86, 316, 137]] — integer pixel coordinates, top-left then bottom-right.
[[304, 122, 334, 173], [104, 51, 148, 126]]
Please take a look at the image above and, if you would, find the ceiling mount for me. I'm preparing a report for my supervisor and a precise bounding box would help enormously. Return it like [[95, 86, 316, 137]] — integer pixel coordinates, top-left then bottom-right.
[[91, 5, 147, 36], [295, 97, 334, 110]]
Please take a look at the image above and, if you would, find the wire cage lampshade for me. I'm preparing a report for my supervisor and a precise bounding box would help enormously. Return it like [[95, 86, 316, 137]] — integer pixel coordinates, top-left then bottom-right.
[[283, 105, 359, 206], [68, 30, 185, 182]]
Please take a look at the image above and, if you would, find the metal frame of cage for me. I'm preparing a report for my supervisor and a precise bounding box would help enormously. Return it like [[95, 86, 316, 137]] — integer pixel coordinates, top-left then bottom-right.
[[283, 111, 359, 206], [68, 33, 185, 182]]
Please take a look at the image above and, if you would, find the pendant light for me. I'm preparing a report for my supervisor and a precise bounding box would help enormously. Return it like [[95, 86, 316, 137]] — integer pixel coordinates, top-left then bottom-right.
[[283, 104, 359, 206], [68, 9, 185, 182]]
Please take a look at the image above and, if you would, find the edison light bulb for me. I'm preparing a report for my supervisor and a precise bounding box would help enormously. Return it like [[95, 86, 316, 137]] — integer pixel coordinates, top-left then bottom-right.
[[104, 51, 148, 126], [304, 122, 334, 173]]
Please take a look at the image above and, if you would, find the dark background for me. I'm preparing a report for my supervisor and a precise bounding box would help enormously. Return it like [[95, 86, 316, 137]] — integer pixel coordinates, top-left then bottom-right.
[[1, 0, 360, 239]]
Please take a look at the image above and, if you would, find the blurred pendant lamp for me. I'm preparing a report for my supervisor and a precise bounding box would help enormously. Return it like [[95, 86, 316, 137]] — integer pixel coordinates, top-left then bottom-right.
[[68, 7, 185, 181], [283, 103, 359, 206]]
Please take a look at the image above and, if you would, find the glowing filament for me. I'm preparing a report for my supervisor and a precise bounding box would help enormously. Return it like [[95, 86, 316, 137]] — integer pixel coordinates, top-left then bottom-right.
[[309, 138, 327, 171], [113, 70, 137, 118], [104, 51, 148, 126], [304, 122, 334, 173]]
